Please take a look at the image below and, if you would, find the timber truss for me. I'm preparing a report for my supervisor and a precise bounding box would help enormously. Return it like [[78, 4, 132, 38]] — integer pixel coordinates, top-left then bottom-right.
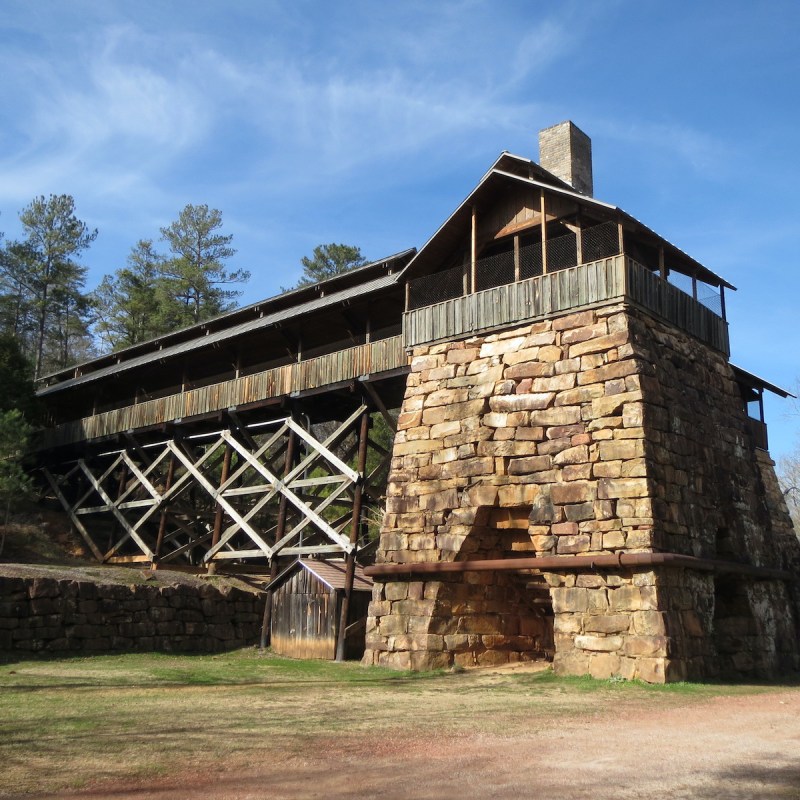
[[41, 404, 391, 568]]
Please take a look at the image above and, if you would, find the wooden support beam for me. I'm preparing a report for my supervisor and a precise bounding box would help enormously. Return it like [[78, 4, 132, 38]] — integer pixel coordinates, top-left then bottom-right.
[[75, 460, 154, 559], [168, 438, 274, 558], [540, 190, 548, 275], [336, 407, 370, 661], [155, 453, 177, 560], [285, 417, 360, 483], [260, 425, 298, 648], [41, 467, 105, 562], [207, 441, 233, 574], [470, 205, 477, 293], [219, 432, 352, 552], [213, 407, 367, 559], [360, 380, 396, 433]]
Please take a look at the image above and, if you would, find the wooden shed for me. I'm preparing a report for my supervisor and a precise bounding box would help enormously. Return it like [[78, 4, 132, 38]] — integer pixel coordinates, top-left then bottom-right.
[[269, 559, 374, 660]]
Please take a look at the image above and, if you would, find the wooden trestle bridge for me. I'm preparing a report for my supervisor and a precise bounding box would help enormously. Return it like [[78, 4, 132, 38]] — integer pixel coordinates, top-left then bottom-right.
[[33, 148, 742, 643]]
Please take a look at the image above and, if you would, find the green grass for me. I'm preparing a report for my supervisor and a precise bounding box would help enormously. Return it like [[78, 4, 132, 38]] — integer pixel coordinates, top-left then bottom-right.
[[0, 649, 793, 797]]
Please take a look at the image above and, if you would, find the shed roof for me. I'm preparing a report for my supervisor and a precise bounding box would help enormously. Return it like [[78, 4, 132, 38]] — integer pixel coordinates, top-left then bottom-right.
[[270, 558, 374, 593], [731, 364, 795, 399]]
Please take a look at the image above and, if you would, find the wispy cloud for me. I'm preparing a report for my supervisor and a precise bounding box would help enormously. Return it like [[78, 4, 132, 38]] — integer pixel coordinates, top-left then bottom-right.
[[594, 118, 734, 178]]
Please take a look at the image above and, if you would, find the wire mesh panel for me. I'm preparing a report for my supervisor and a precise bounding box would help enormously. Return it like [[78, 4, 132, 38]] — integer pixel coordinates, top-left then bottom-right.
[[519, 241, 543, 279], [581, 221, 620, 262], [668, 272, 722, 316], [475, 249, 515, 291], [697, 288, 722, 316], [546, 231, 578, 271], [407, 264, 465, 310]]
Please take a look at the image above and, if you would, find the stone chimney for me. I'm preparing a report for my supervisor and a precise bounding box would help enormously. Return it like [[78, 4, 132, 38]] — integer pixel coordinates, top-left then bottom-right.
[[538, 121, 593, 197]]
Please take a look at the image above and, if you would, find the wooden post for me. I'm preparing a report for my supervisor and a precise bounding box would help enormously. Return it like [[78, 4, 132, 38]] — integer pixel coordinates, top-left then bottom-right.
[[617, 220, 624, 255], [470, 205, 477, 292], [575, 209, 583, 266], [720, 285, 727, 320], [154, 453, 177, 564], [692, 273, 698, 300], [260, 426, 298, 649], [109, 462, 129, 552], [207, 442, 233, 575], [404, 279, 411, 311], [335, 407, 370, 662], [540, 190, 548, 275], [513, 234, 520, 282]]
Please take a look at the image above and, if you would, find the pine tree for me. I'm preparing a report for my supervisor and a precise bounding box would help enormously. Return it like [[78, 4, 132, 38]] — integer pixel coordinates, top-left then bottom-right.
[[296, 243, 366, 287], [0, 195, 96, 378], [159, 204, 249, 326], [93, 240, 166, 350]]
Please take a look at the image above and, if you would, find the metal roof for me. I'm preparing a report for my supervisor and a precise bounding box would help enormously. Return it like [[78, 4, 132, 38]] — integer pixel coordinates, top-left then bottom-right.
[[731, 364, 794, 398], [270, 558, 373, 592], [39, 248, 415, 389], [38, 269, 403, 396]]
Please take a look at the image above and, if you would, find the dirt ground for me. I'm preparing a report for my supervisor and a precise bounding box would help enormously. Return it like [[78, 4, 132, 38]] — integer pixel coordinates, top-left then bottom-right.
[[22, 673, 800, 800]]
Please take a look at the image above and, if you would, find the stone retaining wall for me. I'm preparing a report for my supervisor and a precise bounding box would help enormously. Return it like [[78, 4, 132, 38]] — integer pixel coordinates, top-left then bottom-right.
[[0, 574, 265, 656]]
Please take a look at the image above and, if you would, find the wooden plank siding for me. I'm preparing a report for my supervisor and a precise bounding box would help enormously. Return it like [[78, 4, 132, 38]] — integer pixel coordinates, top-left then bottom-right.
[[270, 568, 339, 660], [403, 255, 730, 355], [40, 335, 408, 450]]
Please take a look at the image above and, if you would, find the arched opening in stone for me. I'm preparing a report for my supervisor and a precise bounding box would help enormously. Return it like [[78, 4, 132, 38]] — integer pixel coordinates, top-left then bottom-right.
[[428, 505, 554, 668]]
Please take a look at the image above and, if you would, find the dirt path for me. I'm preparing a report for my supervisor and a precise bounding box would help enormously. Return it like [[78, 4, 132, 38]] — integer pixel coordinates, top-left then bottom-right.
[[29, 686, 800, 800]]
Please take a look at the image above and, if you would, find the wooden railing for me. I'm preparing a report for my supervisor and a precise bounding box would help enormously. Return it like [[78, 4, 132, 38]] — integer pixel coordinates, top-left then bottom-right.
[[39, 335, 407, 449], [404, 255, 730, 355], [625, 259, 729, 354]]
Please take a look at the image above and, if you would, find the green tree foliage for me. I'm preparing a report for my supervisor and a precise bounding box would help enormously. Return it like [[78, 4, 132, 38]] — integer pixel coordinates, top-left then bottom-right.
[[93, 240, 166, 351], [0, 335, 36, 553], [0, 333, 38, 420], [297, 243, 366, 287], [0, 195, 96, 378], [159, 204, 249, 326], [92, 205, 248, 351], [0, 408, 33, 555]]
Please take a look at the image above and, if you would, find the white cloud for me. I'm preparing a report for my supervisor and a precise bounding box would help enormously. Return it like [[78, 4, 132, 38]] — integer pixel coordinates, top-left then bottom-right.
[[595, 118, 733, 177]]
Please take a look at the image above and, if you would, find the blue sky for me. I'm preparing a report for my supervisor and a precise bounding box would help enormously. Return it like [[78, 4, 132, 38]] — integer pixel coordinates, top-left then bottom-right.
[[1, 1, 799, 459]]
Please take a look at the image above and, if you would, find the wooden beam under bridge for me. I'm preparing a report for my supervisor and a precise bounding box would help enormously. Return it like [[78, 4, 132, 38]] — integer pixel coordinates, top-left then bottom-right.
[[41, 403, 391, 572]]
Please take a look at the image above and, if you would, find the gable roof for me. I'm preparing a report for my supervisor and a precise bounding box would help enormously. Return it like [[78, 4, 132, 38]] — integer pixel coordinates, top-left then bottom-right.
[[270, 558, 374, 592], [399, 153, 735, 291]]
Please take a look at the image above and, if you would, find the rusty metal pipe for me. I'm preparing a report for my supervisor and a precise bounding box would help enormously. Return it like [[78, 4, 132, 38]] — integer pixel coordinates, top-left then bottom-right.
[[364, 552, 795, 582]]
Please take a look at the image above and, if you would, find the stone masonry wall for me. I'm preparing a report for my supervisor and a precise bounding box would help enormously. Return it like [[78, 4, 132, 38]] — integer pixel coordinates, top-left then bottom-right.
[[364, 303, 673, 677], [364, 302, 800, 681], [0, 573, 265, 656], [626, 310, 800, 678]]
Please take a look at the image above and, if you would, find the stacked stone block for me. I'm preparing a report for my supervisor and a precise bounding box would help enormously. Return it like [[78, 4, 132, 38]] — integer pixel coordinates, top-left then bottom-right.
[[364, 302, 800, 681], [0, 574, 265, 656]]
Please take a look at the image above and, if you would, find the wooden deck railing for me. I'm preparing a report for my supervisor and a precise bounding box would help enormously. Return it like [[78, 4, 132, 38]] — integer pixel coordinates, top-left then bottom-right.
[[403, 255, 730, 355], [39, 335, 408, 449]]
